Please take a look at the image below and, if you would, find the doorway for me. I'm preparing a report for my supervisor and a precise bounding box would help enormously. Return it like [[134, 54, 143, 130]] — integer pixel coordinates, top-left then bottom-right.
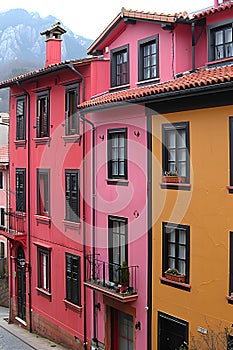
[[158, 312, 188, 350], [17, 245, 26, 321], [111, 307, 134, 350]]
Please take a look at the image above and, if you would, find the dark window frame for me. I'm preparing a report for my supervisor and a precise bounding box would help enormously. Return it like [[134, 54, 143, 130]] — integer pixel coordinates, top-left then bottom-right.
[[16, 168, 26, 212], [208, 19, 233, 62], [111, 44, 129, 88], [65, 252, 81, 306], [138, 34, 159, 82], [65, 83, 80, 135], [0, 208, 5, 227], [107, 128, 127, 180], [162, 122, 190, 183], [108, 215, 128, 282], [37, 169, 50, 216], [65, 169, 80, 223], [16, 96, 26, 140], [162, 222, 190, 285], [0, 172, 3, 190], [37, 246, 51, 292], [36, 90, 50, 138]]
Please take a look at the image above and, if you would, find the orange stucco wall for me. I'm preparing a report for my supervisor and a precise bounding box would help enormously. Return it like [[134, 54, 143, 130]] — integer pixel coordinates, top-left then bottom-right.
[[152, 105, 233, 349]]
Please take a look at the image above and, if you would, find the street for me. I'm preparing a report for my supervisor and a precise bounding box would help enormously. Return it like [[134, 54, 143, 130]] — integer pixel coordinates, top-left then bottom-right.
[[0, 325, 34, 350]]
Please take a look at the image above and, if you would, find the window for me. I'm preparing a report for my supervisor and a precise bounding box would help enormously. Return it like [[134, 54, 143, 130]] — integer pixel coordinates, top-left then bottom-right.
[[16, 168, 26, 212], [162, 222, 190, 284], [0, 209, 4, 227], [37, 246, 51, 292], [107, 128, 127, 180], [36, 91, 50, 138], [65, 84, 79, 135], [162, 122, 190, 181], [138, 35, 159, 82], [111, 45, 129, 88], [37, 169, 50, 216], [65, 170, 80, 222], [0, 172, 3, 189], [16, 96, 26, 140], [108, 216, 128, 282], [209, 21, 233, 62], [66, 253, 81, 306]]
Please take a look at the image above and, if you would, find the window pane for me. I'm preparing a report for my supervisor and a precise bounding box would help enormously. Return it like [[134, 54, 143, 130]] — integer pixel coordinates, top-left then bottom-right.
[[168, 258, 175, 269], [215, 30, 223, 45], [179, 230, 186, 244], [179, 246, 186, 259], [168, 131, 176, 148], [225, 28, 232, 43], [178, 260, 186, 275], [168, 243, 175, 257]]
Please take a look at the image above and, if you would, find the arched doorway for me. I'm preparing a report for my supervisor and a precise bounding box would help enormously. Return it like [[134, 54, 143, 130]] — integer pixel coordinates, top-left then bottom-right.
[[17, 245, 26, 321]]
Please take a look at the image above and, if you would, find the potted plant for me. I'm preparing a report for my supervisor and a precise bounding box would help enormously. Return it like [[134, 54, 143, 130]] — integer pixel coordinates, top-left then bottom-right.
[[162, 170, 186, 183], [120, 261, 129, 293], [164, 268, 185, 283]]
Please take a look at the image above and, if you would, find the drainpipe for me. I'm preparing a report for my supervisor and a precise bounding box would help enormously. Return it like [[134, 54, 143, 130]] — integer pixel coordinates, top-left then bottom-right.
[[66, 63, 85, 103], [79, 113, 96, 348], [192, 22, 195, 71], [16, 81, 32, 333]]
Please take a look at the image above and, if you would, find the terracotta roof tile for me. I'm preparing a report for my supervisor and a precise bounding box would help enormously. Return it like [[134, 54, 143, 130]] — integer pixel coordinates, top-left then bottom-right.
[[78, 64, 233, 109], [192, 1, 233, 19], [0, 57, 101, 87]]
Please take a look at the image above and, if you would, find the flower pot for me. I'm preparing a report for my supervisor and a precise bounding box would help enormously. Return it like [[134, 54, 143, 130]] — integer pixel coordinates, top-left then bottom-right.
[[162, 176, 186, 183], [165, 272, 185, 283]]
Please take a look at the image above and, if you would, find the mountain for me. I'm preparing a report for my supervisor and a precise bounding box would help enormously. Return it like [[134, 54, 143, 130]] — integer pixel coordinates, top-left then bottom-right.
[[0, 9, 93, 112]]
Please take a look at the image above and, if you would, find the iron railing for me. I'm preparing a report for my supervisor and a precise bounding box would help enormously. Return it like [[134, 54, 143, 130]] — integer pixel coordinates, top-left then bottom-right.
[[86, 254, 139, 296], [6, 210, 25, 234]]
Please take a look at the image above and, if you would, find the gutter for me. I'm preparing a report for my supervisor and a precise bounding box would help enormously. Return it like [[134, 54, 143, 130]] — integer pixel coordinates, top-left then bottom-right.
[[16, 81, 32, 333]]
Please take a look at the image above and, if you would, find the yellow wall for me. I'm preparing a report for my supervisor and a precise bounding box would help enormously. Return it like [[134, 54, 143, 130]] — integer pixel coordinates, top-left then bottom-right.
[[152, 105, 233, 349]]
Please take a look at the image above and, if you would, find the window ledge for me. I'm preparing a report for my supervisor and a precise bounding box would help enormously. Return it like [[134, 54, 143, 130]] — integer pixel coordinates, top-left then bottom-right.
[[160, 276, 191, 291], [36, 287, 52, 300], [160, 182, 191, 191], [34, 214, 51, 227], [33, 137, 50, 147], [136, 77, 160, 86], [227, 185, 233, 193], [109, 84, 130, 92], [63, 220, 81, 231], [14, 140, 27, 148], [207, 56, 233, 66], [62, 134, 81, 145], [106, 178, 129, 186], [63, 299, 82, 313]]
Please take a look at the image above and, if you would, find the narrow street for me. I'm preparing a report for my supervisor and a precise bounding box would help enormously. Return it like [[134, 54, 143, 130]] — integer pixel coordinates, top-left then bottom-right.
[[0, 326, 34, 350]]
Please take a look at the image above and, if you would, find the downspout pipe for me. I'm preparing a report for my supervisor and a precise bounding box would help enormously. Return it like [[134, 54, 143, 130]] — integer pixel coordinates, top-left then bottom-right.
[[79, 113, 97, 347], [192, 22, 195, 71], [16, 81, 32, 333], [66, 63, 85, 103]]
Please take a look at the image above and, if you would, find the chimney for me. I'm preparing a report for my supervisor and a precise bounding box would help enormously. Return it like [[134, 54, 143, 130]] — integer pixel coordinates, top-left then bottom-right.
[[40, 22, 67, 67]]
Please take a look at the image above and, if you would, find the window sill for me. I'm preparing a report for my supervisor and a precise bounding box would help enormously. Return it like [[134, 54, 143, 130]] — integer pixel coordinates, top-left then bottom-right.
[[106, 178, 129, 186], [136, 77, 160, 86], [36, 287, 52, 300], [227, 186, 233, 193], [207, 56, 233, 67], [160, 276, 191, 291], [160, 182, 191, 191], [14, 140, 27, 148], [226, 295, 233, 304], [34, 214, 51, 227], [33, 137, 50, 147], [62, 134, 81, 145], [63, 299, 82, 313], [109, 84, 130, 92], [63, 220, 81, 231]]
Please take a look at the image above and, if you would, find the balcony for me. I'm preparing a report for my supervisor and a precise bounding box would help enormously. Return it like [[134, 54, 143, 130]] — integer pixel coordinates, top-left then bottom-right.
[[84, 254, 139, 303], [0, 210, 26, 246]]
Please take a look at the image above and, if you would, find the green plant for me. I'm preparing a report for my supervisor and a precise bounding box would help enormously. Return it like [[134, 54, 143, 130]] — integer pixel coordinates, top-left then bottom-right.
[[165, 267, 181, 275], [120, 261, 129, 286], [164, 170, 179, 176]]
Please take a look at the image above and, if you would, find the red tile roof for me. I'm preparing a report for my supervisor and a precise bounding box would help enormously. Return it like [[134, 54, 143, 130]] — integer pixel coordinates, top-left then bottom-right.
[[78, 64, 233, 109], [0, 57, 101, 88], [0, 145, 9, 163], [192, 0, 233, 19]]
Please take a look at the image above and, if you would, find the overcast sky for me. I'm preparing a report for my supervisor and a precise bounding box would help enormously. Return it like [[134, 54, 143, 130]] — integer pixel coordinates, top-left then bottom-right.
[[1, 0, 215, 39]]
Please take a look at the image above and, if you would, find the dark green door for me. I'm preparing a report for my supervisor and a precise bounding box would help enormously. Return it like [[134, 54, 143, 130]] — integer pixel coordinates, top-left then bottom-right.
[[17, 246, 26, 321]]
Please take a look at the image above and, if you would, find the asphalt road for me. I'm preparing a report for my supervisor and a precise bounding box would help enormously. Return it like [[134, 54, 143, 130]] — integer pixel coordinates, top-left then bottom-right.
[[0, 325, 33, 349]]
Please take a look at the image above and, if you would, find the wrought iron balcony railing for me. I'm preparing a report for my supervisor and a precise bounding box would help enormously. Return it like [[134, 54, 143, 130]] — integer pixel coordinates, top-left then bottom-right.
[[85, 254, 139, 302]]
